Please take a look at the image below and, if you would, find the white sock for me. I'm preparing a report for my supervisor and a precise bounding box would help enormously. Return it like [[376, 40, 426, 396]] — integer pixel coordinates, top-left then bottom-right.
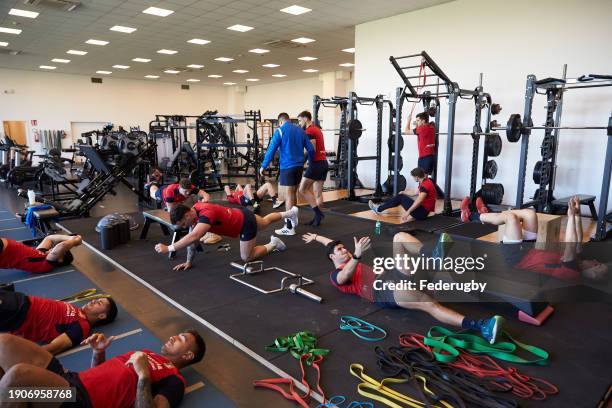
[[279, 208, 292, 218], [264, 241, 276, 253]]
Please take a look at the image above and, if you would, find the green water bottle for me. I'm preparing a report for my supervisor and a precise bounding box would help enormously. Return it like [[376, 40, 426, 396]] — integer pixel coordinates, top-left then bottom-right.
[[375, 221, 381, 235]]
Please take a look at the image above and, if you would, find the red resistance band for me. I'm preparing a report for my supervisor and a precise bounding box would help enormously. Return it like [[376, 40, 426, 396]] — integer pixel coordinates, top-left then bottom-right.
[[399, 333, 559, 401], [253, 354, 326, 407]]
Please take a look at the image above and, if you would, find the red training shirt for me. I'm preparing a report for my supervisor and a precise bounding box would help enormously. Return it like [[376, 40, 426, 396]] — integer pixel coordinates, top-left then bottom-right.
[[418, 178, 437, 213], [305, 124, 327, 162], [226, 190, 245, 205], [162, 183, 199, 205], [12, 296, 91, 344], [515, 249, 580, 281], [79, 350, 186, 408], [330, 262, 377, 302], [192, 202, 245, 238], [0, 239, 54, 274], [415, 124, 435, 158]]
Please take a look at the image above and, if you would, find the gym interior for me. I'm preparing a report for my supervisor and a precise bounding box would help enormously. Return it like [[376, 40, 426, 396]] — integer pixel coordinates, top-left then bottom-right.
[[1, 0, 611, 407]]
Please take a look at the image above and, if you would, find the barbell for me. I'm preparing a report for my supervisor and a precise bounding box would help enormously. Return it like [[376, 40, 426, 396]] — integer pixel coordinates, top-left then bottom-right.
[[494, 113, 610, 142], [321, 119, 367, 141]]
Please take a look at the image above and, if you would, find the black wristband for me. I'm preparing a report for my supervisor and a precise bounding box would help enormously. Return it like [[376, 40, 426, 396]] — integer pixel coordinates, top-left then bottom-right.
[[353, 255, 361, 260]]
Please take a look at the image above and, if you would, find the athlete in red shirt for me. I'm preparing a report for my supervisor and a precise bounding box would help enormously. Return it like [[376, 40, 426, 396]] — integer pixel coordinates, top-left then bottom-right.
[[0, 291, 117, 355], [0, 330, 205, 408], [369, 167, 437, 223], [462, 196, 608, 280], [154, 202, 299, 270], [149, 177, 210, 211], [224, 181, 284, 214], [298, 111, 329, 226], [303, 232, 503, 344], [0, 234, 82, 274]]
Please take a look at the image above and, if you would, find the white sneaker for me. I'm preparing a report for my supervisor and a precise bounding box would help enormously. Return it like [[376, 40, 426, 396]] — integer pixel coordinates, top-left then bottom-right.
[[288, 206, 299, 228], [272, 200, 285, 209], [275, 226, 296, 236], [368, 200, 382, 215], [270, 235, 287, 251]]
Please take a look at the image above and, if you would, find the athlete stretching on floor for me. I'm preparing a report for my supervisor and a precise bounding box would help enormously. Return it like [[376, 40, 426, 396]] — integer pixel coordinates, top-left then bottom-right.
[[0, 234, 82, 274], [154, 202, 299, 270], [0, 330, 205, 408], [303, 232, 503, 344], [149, 176, 211, 211], [224, 181, 284, 214], [461, 196, 608, 280], [0, 289, 117, 355], [369, 167, 436, 223]]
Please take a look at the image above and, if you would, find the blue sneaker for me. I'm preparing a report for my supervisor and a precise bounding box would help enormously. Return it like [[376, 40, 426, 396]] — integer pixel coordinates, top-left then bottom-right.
[[480, 315, 504, 344], [368, 200, 382, 215]]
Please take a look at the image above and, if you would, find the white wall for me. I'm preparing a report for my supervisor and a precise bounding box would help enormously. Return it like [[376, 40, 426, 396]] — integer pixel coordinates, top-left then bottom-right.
[[0, 69, 228, 153], [243, 77, 323, 120], [355, 0, 612, 209]]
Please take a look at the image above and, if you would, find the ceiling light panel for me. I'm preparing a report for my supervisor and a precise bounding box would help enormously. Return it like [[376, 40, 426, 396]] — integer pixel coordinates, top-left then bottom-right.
[[280, 5, 312, 15], [214, 57, 234, 62], [143, 7, 174, 17], [132, 58, 151, 63], [112, 65, 130, 69], [187, 64, 204, 69], [227, 24, 254, 32], [298, 56, 317, 61], [86, 39, 109, 46], [67, 50, 87, 55], [51, 58, 70, 63], [262, 64, 279, 68], [0, 27, 22, 35], [187, 38, 210, 45], [157, 49, 178, 54], [292, 37, 315, 44], [249, 48, 269, 54], [110, 25, 137, 34], [9, 9, 39, 18]]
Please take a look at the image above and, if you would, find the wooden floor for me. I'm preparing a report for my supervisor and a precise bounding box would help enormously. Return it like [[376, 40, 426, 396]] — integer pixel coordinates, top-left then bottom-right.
[[351, 198, 463, 225]]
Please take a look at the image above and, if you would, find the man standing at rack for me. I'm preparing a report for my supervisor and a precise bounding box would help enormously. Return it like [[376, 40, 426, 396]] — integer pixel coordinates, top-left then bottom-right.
[[260, 112, 315, 235], [405, 112, 444, 198]]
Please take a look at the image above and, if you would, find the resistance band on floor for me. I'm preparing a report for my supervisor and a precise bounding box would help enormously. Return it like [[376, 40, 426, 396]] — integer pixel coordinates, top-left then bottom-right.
[[400, 333, 558, 401], [339, 316, 387, 342], [59, 289, 111, 303], [255, 331, 329, 407]]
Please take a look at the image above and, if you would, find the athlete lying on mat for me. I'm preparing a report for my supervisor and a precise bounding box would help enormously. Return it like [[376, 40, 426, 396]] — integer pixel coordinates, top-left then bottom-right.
[[368, 167, 436, 223], [303, 232, 503, 344], [154, 202, 298, 270], [0, 289, 117, 355], [461, 196, 608, 280], [0, 234, 82, 274], [148, 175, 211, 211], [224, 181, 284, 214], [0, 330, 205, 408]]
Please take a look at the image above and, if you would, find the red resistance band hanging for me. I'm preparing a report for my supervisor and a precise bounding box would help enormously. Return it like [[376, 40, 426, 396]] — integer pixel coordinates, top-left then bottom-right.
[[399, 333, 559, 401], [253, 354, 326, 408]]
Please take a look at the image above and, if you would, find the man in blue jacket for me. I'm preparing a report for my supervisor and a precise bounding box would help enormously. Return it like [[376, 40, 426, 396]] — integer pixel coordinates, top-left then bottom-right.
[[260, 112, 315, 235]]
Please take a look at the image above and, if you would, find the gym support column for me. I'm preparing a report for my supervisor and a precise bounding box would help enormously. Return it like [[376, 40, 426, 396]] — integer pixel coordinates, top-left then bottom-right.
[[515, 75, 536, 208], [443, 86, 459, 215]]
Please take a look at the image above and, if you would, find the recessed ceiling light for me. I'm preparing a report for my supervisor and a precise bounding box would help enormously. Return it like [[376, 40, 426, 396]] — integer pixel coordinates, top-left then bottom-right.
[[39, 65, 56, 70], [280, 5, 312, 15], [157, 49, 178, 55], [227, 24, 253, 32], [186, 79, 200, 82], [113, 65, 130, 69], [214, 57, 234, 62], [223, 82, 236, 85], [145, 75, 159, 79], [262, 63, 279, 68], [96, 70, 112, 75], [0, 27, 22, 35], [303, 69, 318, 73], [292, 37, 315, 44], [339, 63, 354, 67], [272, 74, 287, 78], [51, 58, 70, 63], [67, 50, 87, 55], [233, 69, 249, 74], [85, 39, 109, 46], [187, 64, 204, 69], [187, 38, 210, 45], [132, 58, 151, 63], [164, 69, 180, 74], [9, 8, 39, 18], [249, 48, 270, 54], [246, 78, 259, 82], [0, 42, 8, 47], [342, 47, 355, 53], [208, 74, 222, 78], [142, 7, 174, 17], [110, 25, 137, 34], [298, 56, 317, 61]]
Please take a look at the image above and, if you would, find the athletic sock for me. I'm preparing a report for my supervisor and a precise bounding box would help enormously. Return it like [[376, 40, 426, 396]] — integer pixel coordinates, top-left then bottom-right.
[[264, 242, 276, 252], [461, 317, 484, 330]]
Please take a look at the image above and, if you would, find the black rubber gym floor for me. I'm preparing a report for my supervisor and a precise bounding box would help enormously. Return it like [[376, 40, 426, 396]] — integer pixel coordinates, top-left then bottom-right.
[[319, 199, 371, 216], [59, 210, 612, 407]]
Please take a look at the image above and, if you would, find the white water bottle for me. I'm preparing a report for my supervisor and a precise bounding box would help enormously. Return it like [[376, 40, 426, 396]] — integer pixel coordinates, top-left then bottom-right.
[[27, 189, 36, 205]]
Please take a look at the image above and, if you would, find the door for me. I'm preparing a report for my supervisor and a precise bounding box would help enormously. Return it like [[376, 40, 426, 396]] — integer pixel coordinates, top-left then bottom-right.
[[3, 121, 27, 145]]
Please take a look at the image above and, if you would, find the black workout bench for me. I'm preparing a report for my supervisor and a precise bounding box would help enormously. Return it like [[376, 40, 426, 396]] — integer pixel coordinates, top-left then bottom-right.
[[140, 210, 188, 258], [552, 194, 597, 219]]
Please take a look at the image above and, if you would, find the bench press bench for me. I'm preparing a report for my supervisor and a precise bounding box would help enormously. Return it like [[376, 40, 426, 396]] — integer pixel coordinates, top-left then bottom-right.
[[140, 209, 188, 258], [552, 194, 597, 219]]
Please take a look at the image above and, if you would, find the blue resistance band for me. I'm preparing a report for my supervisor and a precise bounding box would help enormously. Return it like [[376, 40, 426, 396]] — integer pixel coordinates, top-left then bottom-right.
[[316, 395, 374, 408], [339, 315, 387, 342]]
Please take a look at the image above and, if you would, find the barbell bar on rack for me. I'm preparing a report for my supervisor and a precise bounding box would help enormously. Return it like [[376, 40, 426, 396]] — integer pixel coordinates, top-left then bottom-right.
[[493, 113, 611, 142]]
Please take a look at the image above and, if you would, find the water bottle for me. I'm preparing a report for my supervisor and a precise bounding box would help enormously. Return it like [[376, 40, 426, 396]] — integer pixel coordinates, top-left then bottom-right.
[[27, 189, 36, 205], [375, 221, 381, 235]]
